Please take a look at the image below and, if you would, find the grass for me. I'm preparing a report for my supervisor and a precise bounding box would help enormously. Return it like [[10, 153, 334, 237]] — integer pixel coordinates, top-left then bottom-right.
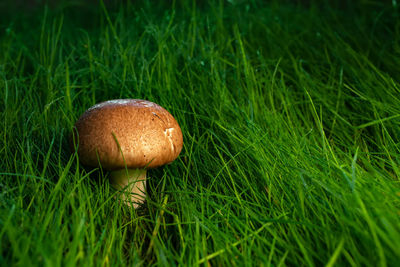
[[1, 0, 400, 266]]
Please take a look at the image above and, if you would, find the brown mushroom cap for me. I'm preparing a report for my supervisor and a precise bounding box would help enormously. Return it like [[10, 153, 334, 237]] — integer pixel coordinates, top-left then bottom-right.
[[72, 99, 183, 170]]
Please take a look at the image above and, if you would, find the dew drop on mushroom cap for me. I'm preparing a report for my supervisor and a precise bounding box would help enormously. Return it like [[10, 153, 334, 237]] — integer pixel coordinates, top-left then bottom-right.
[[71, 99, 183, 208]]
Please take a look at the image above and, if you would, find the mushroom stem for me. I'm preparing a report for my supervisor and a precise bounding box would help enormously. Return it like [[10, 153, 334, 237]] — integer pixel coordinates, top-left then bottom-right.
[[109, 168, 146, 208]]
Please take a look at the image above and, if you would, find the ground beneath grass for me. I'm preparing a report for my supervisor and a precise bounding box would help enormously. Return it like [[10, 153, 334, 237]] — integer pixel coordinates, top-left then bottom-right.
[[1, 0, 400, 266]]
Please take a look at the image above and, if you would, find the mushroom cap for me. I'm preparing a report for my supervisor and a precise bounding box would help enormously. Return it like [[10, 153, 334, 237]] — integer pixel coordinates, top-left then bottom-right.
[[72, 99, 183, 170]]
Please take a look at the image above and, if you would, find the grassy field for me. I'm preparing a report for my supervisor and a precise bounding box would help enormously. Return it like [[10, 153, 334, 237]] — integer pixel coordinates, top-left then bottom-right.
[[1, 0, 400, 266]]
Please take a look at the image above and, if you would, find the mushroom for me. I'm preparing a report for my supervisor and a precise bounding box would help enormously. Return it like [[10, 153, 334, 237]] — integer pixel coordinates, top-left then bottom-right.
[[71, 99, 183, 208]]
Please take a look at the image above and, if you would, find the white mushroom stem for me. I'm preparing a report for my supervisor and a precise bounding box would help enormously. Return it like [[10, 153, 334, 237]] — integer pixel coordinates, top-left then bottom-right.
[[109, 168, 146, 208]]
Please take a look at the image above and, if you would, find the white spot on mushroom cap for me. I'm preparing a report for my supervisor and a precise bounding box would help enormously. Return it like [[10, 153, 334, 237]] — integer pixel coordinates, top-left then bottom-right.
[[88, 99, 132, 111], [87, 99, 160, 111], [139, 101, 157, 108], [164, 128, 175, 152]]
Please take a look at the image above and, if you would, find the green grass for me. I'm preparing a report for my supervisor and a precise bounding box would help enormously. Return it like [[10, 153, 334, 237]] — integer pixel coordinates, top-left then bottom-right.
[[1, 0, 400, 266]]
